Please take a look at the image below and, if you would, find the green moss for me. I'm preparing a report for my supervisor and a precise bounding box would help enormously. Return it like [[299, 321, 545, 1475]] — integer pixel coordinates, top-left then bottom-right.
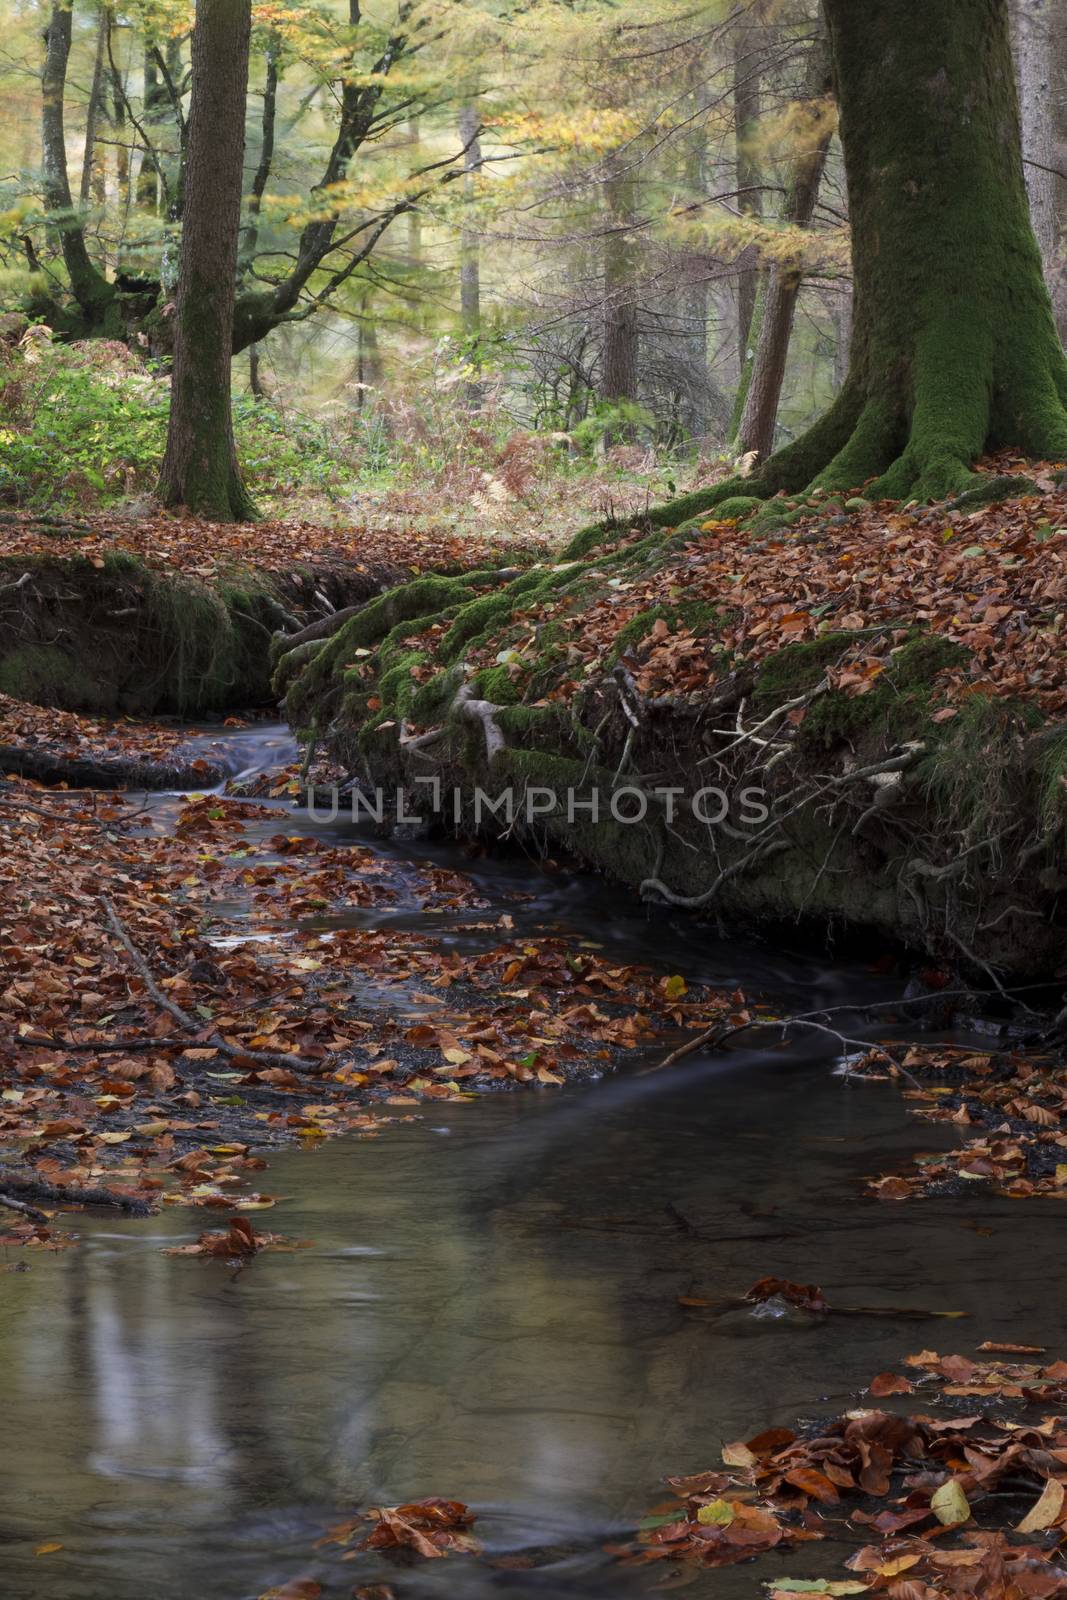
[[0, 643, 107, 710], [1034, 725, 1067, 835], [919, 694, 1043, 843], [750, 629, 973, 752], [711, 495, 764, 521], [410, 664, 465, 723], [377, 650, 430, 719], [469, 665, 522, 705]]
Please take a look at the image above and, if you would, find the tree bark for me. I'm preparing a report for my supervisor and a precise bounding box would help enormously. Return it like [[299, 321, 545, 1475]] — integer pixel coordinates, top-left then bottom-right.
[[158, 0, 256, 521], [458, 102, 483, 408], [41, 2, 116, 327], [600, 152, 640, 437], [80, 10, 109, 211], [734, 13, 764, 365], [736, 26, 834, 463], [1012, 0, 1057, 276], [706, 0, 1067, 509]]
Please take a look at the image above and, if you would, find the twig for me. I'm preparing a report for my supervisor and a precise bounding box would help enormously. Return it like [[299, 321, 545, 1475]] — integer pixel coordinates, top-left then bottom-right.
[[101, 896, 330, 1074], [13, 1033, 190, 1053], [0, 1191, 49, 1224]]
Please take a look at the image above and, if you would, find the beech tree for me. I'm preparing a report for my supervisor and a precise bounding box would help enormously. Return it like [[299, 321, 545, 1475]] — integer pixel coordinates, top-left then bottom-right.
[[157, 0, 255, 520], [703, 0, 1067, 513]]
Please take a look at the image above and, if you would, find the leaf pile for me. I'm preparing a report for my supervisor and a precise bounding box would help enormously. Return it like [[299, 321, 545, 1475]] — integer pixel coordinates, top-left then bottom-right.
[[317, 1498, 481, 1561], [626, 1354, 1067, 1596], [856, 1048, 1067, 1201], [0, 778, 737, 1240], [0, 508, 551, 585], [454, 486, 1067, 717], [0, 693, 229, 774]]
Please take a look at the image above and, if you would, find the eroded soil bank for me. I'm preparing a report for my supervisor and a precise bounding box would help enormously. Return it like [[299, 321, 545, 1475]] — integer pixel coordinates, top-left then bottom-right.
[[278, 483, 1067, 979], [0, 508, 546, 718]]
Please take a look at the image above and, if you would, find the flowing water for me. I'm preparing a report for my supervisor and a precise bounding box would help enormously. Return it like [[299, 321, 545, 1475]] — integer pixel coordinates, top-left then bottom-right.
[[1, 727, 1060, 1600]]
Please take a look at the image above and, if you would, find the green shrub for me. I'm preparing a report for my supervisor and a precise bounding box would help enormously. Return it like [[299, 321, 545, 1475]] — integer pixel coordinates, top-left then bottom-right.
[[0, 338, 350, 510]]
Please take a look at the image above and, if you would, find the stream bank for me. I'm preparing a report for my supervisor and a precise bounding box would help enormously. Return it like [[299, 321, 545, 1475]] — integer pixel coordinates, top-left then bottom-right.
[[0, 508, 547, 718], [277, 490, 1067, 980]]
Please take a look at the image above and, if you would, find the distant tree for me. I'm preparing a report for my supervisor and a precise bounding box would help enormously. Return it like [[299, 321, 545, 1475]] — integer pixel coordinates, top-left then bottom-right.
[[157, 0, 255, 520]]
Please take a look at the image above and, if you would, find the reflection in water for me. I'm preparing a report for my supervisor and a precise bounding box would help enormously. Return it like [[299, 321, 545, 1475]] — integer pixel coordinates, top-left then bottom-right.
[[2, 728, 1062, 1599]]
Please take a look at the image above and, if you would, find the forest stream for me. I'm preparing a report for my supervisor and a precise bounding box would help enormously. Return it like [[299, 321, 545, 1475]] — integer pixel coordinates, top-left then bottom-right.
[[1, 726, 1062, 1600]]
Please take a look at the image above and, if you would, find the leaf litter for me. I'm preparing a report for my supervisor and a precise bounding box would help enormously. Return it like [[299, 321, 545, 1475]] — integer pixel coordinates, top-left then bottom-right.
[[0, 776, 741, 1246]]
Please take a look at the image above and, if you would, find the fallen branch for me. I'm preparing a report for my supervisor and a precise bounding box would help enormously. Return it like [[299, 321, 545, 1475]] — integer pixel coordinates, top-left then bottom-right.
[[0, 1165, 153, 1215], [101, 896, 330, 1074], [13, 1032, 190, 1053], [0, 1191, 49, 1224]]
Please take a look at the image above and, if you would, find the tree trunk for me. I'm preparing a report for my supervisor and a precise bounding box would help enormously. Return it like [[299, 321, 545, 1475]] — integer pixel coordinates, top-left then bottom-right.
[[736, 26, 834, 463], [712, 0, 1067, 508], [41, 2, 116, 327], [600, 154, 640, 438], [136, 51, 163, 212], [734, 14, 764, 365], [1012, 0, 1057, 276], [80, 10, 109, 211], [158, 0, 256, 521], [458, 102, 483, 409]]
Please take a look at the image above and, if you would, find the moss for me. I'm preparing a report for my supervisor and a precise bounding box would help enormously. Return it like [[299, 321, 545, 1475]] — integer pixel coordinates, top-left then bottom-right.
[[282, 574, 477, 728], [496, 703, 595, 756], [377, 650, 431, 720], [919, 694, 1044, 844], [749, 629, 973, 752], [0, 643, 108, 711], [405, 664, 459, 724], [469, 665, 522, 705], [1034, 725, 1067, 836], [711, 495, 765, 521], [607, 600, 727, 665], [437, 569, 548, 663], [752, 631, 871, 713]]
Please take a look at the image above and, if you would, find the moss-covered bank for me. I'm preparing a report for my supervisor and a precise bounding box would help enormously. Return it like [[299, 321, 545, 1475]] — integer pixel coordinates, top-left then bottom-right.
[[0, 548, 460, 716], [278, 501, 1067, 980]]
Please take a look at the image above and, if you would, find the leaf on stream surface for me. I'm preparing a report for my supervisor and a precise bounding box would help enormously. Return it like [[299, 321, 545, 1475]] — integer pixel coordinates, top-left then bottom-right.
[[163, 1215, 308, 1258]]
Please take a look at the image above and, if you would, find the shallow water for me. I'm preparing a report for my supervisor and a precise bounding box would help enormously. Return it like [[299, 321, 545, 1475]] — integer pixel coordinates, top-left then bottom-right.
[[2, 727, 1059, 1600]]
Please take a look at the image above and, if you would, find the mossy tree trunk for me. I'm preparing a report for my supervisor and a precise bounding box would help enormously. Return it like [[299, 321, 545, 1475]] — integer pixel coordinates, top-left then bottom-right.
[[714, 0, 1067, 509], [158, 0, 256, 522]]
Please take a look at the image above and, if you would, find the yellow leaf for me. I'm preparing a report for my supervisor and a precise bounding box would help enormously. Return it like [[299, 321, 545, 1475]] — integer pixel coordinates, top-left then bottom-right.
[[696, 1499, 735, 1527], [722, 1441, 758, 1468], [1017, 1476, 1065, 1533], [930, 1479, 970, 1525], [35, 1544, 63, 1556], [442, 1047, 471, 1065], [663, 975, 688, 1000]]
